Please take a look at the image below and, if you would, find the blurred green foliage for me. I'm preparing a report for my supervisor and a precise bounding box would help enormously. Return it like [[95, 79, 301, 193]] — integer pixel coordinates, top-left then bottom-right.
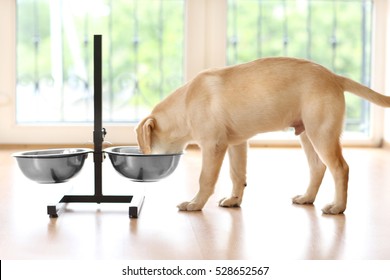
[[17, 0, 184, 122]]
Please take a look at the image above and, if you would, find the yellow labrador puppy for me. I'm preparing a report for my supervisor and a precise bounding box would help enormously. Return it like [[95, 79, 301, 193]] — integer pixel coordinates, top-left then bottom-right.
[[136, 57, 390, 214]]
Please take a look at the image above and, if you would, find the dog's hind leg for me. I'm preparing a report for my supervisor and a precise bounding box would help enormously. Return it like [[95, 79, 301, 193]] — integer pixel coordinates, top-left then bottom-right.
[[177, 142, 228, 211], [293, 132, 326, 205], [306, 127, 349, 215], [219, 141, 248, 208]]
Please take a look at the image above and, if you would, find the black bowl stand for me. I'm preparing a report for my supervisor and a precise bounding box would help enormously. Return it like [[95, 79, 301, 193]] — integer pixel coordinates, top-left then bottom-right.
[[47, 35, 145, 219]]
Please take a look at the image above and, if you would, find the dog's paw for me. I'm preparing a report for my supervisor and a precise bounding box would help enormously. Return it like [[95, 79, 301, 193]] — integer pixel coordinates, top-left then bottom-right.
[[292, 194, 315, 205], [219, 196, 242, 208], [321, 203, 345, 215], [177, 201, 203, 211]]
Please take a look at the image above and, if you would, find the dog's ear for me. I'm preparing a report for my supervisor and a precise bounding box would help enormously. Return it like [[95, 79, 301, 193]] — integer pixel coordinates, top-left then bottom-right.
[[136, 117, 155, 154]]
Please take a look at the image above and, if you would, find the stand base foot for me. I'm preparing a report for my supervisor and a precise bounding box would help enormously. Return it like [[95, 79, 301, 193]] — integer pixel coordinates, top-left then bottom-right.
[[129, 195, 145, 218], [47, 195, 145, 219], [47, 205, 59, 218]]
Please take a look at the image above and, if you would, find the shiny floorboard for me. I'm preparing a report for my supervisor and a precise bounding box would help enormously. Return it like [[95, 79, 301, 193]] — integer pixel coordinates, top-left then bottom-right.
[[1, 147, 390, 260]]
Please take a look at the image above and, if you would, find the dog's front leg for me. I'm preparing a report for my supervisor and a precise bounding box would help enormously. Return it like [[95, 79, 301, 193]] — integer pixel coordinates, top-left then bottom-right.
[[219, 142, 247, 208], [177, 143, 228, 211]]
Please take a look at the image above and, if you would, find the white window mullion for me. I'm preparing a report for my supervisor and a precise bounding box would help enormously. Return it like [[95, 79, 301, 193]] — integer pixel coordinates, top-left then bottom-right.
[[185, 0, 227, 81], [372, 0, 389, 145]]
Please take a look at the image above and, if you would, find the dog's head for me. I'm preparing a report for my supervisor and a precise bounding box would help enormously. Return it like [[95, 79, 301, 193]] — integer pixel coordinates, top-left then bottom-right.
[[135, 115, 188, 155], [135, 116, 174, 154]]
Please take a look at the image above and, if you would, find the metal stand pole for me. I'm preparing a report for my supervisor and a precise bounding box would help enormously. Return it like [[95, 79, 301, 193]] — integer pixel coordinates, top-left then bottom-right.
[[47, 35, 145, 219], [93, 34, 104, 199]]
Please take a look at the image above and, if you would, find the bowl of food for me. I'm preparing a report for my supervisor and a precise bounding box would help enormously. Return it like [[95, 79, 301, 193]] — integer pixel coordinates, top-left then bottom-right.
[[104, 146, 182, 182], [13, 148, 92, 184]]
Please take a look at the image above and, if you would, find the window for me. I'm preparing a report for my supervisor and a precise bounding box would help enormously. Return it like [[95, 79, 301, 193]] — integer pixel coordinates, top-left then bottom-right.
[[0, 0, 388, 145], [227, 0, 373, 136], [16, 0, 185, 123]]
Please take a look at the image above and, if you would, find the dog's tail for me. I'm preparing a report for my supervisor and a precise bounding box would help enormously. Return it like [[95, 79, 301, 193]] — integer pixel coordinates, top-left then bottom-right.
[[338, 75, 390, 107]]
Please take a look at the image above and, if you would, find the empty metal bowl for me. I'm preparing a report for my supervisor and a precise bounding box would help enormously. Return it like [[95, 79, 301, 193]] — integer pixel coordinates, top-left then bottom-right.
[[105, 146, 182, 182], [13, 148, 92, 184]]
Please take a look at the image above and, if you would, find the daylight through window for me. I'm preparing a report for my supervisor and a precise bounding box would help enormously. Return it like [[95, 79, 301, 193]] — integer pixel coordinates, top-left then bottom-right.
[[16, 0, 185, 123], [227, 0, 373, 135]]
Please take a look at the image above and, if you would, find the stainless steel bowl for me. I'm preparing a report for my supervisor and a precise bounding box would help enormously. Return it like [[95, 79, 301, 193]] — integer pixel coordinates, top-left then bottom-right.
[[105, 146, 182, 182], [13, 148, 92, 184]]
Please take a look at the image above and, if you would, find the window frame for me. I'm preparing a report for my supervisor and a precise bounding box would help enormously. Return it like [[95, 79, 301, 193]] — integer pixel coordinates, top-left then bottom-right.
[[0, 0, 389, 146]]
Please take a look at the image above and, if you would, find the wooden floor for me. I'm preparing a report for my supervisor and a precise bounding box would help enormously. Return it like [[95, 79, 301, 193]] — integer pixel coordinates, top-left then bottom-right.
[[1, 147, 390, 260]]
